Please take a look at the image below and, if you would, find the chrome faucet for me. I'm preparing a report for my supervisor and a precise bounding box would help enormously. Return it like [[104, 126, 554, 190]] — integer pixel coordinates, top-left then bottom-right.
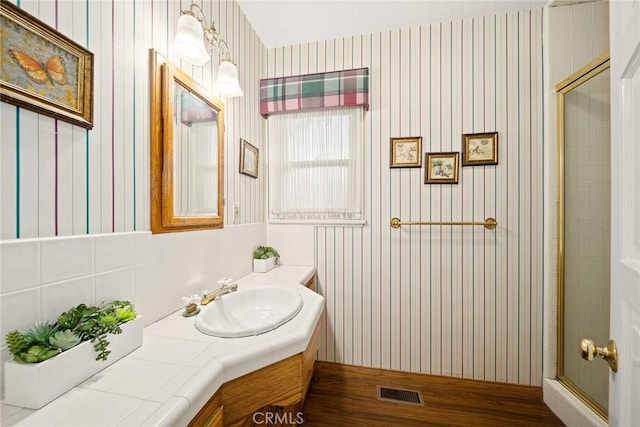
[[201, 283, 238, 305]]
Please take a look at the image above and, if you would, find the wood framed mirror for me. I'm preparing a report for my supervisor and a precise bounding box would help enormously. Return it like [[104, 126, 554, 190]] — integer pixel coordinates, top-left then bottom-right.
[[150, 49, 224, 233]]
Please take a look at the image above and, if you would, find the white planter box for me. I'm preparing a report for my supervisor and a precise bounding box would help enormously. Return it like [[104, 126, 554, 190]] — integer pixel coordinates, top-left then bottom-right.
[[253, 257, 276, 273], [4, 316, 142, 409]]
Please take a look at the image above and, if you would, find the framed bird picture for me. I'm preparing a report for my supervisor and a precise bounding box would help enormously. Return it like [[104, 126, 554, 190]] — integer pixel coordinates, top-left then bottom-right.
[[390, 136, 422, 168], [461, 132, 498, 166], [0, 1, 94, 129]]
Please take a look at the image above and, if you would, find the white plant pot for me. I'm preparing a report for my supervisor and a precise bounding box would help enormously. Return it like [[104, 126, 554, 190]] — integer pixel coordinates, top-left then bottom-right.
[[253, 257, 276, 273], [4, 316, 143, 409]]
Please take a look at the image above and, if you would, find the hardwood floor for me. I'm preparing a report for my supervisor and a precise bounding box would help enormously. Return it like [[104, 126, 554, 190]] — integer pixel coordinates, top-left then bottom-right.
[[301, 362, 564, 427]]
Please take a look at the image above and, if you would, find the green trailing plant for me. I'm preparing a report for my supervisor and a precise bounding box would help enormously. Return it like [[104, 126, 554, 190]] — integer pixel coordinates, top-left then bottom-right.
[[5, 300, 137, 364], [253, 245, 280, 265]]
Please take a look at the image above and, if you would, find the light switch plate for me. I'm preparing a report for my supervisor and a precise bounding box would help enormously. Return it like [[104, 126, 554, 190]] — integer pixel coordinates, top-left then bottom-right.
[[233, 202, 240, 224]]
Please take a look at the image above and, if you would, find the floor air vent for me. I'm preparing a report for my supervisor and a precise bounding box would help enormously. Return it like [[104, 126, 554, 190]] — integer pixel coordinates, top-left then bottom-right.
[[376, 386, 424, 406]]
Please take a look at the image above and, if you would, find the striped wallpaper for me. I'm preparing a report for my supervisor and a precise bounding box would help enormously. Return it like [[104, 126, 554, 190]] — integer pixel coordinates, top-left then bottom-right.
[[266, 9, 545, 385], [2, 1, 547, 388], [0, 0, 265, 240]]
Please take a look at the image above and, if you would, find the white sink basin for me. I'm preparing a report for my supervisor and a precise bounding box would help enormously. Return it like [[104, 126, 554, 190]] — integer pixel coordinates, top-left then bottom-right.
[[195, 286, 303, 338]]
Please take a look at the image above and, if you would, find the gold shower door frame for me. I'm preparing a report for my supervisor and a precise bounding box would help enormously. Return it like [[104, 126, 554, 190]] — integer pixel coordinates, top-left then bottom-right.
[[556, 52, 610, 421]]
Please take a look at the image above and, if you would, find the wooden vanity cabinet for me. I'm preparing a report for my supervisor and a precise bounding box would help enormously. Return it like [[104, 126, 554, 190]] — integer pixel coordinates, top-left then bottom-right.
[[189, 391, 223, 427], [190, 321, 321, 427]]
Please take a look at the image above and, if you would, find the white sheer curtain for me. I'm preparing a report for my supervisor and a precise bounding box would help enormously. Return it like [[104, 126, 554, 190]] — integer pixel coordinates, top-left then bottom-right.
[[268, 107, 363, 221]]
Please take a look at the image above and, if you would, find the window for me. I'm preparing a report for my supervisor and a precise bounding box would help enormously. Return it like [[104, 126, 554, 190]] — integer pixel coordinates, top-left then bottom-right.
[[268, 107, 364, 222]]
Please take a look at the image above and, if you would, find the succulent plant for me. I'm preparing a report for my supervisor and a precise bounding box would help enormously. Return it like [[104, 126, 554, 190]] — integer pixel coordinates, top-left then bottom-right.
[[49, 330, 81, 351], [6, 330, 29, 355], [254, 245, 280, 264], [6, 300, 137, 364], [57, 304, 88, 330], [23, 322, 58, 346], [14, 345, 61, 363], [111, 301, 136, 323]]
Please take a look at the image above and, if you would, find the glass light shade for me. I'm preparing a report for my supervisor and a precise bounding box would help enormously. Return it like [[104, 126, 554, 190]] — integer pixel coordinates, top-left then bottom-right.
[[173, 13, 210, 66], [214, 60, 243, 98]]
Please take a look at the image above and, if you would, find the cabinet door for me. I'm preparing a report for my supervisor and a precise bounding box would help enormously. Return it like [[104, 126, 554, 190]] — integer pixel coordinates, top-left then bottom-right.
[[206, 405, 223, 427], [189, 391, 222, 427]]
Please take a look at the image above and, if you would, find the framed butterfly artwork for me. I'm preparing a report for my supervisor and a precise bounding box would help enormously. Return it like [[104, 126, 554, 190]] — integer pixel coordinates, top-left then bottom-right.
[[0, 1, 93, 129]]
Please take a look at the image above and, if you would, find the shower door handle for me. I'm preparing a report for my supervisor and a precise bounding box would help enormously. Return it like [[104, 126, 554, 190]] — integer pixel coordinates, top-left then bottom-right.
[[579, 338, 618, 372]]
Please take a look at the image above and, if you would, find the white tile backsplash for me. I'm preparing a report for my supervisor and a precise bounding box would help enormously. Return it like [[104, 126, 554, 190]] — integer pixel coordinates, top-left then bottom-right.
[[133, 261, 185, 326], [0, 224, 265, 401], [95, 268, 134, 305], [40, 236, 93, 285], [0, 239, 39, 294], [1, 288, 41, 341], [40, 276, 94, 322], [95, 233, 134, 273]]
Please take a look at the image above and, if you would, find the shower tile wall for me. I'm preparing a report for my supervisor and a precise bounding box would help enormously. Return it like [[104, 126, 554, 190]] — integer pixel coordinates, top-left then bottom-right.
[[563, 67, 611, 409], [546, 0, 610, 401]]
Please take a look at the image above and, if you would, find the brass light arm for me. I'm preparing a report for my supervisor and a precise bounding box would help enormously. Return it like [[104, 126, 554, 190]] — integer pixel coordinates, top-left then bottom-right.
[[181, 3, 232, 61]]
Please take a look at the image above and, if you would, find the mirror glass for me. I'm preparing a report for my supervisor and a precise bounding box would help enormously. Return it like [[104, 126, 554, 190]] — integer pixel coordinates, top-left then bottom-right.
[[173, 81, 219, 216], [150, 49, 224, 233]]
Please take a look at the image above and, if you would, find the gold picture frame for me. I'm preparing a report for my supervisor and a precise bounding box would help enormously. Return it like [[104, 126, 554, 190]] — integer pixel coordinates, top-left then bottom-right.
[[462, 132, 498, 166], [390, 136, 422, 168], [239, 139, 259, 179], [0, 1, 94, 128], [425, 152, 459, 184]]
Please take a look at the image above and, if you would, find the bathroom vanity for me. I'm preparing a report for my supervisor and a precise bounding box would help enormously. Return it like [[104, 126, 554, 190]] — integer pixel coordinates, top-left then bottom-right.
[[2, 267, 323, 427], [190, 320, 320, 426]]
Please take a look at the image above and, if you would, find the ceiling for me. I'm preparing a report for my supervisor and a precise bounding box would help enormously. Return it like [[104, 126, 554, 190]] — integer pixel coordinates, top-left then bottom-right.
[[237, 0, 549, 48]]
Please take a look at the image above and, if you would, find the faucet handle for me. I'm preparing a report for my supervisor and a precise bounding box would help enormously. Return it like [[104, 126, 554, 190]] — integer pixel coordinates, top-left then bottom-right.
[[201, 289, 209, 297], [182, 294, 200, 304], [218, 277, 233, 286]]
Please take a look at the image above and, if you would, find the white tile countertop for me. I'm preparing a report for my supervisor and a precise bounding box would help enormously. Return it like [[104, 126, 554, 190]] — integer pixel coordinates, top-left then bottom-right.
[[1, 266, 322, 427]]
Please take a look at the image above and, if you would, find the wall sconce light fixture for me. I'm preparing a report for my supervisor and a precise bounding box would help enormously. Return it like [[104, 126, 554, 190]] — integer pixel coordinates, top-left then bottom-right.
[[173, 3, 243, 98]]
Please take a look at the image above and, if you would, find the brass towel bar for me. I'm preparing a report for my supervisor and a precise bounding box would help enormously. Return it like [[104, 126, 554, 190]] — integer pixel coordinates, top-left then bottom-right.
[[390, 217, 498, 230]]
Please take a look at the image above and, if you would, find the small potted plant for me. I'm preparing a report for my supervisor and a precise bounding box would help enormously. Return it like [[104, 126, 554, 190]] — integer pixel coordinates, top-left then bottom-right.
[[253, 245, 280, 273]]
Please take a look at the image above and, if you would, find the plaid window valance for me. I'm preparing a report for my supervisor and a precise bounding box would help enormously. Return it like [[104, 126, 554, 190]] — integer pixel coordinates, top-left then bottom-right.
[[260, 68, 369, 118]]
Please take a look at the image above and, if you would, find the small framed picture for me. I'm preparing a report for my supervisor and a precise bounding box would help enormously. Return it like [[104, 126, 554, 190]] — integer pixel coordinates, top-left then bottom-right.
[[462, 132, 498, 166], [390, 136, 422, 168], [425, 152, 459, 184], [239, 139, 258, 178]]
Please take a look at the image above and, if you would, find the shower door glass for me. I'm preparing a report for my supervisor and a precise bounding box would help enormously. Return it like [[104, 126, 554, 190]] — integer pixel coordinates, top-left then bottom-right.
[[557, 55, 610, 419]]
